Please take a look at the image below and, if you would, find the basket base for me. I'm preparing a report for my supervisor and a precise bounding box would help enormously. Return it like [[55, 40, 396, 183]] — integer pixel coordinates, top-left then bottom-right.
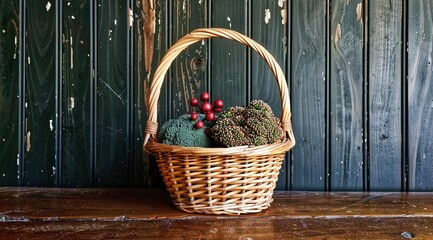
[[173, 195, 274, 215]]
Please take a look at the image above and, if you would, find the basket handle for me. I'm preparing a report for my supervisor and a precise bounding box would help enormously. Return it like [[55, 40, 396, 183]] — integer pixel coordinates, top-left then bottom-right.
[[144, 28, 295, 146]]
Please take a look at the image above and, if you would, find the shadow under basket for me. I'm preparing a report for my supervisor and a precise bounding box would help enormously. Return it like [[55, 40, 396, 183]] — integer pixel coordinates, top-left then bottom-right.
[[143, 28, 295, 215]]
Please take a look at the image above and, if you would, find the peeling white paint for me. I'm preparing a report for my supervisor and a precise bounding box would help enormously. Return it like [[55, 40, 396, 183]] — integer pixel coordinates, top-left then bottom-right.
[[227, 17, 232, 28], [2, 30, 5, 33], [17, 154, 19, 165], [183, 0, 186, 13], [278, 0, 284, 8], [71, 15, 75, 20], [26, 132, 31, 152], [114, 19, 117, 25], [281, 9, 286, 24], [67, 2, 71, 6], [49, 119, 54, 131], [335, 23, 342, 45], [27, 57, 30, 64], [69, 97, 75, 109], [201, 39, 205, 45], [264, 9, 271, 24], [356, 3, 362, 22], [25, 102, 27, 108], [129, 8, 133, 27], [14, 36, 17, 59], [46, 2, 51, 12], [70, 34, 73, 69], [198, 0, 203, 4]]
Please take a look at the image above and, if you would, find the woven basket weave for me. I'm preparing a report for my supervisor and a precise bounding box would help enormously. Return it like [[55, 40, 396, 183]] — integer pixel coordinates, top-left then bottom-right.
[[143, 28, 295, 215]]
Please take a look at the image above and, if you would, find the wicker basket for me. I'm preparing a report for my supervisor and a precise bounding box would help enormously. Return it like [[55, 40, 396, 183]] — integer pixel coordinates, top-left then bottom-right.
[[143, 28, 295, 215]]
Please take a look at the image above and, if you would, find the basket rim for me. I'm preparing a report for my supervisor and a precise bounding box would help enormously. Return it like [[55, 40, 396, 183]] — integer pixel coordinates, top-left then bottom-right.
[[145, 137, 294, 157]]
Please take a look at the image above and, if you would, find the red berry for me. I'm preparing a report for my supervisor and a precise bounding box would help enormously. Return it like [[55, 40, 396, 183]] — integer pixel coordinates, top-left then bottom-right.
[[214, 99, 224, 108], [213, 107, 222, 113], [200, 92, 210, 102], [195, 121, 204, 129], [190, 98, 199, 107], [204, 128, 210, 135], [201, 102, 212, 113], [205, 112, 215, 121], [190, 112, 198, 120]]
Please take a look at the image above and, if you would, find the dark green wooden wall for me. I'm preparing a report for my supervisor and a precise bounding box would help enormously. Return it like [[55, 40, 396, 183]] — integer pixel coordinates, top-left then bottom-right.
[[0, 0, 432, 191]]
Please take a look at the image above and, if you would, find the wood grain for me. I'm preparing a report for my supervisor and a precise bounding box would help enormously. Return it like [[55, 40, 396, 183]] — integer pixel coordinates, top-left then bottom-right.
[[1, 188, 433, 239], [369, 0, 402, 191], [96, 0, 129, 187], [24, 0, 57, 186], [291, 0, 326, 190], [134, 0, 168, 187], [170, 0, 208, 118], [2, 217, 433, 240], [0, 0, 19, 186], [211, 0, 247, 108], [330, 0, 364, 191], [251, 0, 288, 190], [408, 0, 433, 191], [61, 0, 92, 187]]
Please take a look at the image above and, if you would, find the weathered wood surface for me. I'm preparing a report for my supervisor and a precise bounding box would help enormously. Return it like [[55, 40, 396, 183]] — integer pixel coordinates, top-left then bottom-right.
[[368, 0, 403, 191], [330, 0, 364, 191], [170, 0, 208, 118], [0, 0, 19, 186], [211, 0, 247, 108], [61, 0, 92, 187], [134, 0, 167, 187], [408, 0, 433, 191], [2, 0, 433, 192], [24, 0, 57, 186], [96, 0, 130, 187], [1, 188, 433, 239], [291, 0, 326, 191], [251, 0, 288, 190]]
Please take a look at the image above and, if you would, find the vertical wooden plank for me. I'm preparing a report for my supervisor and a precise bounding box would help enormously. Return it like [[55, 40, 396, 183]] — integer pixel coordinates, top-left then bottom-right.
[[61, 0, 92, 187], [133, 0, 168, 187], [170, 0, 208, 118], [251, 0, 288, 190], [291, 0, 326, 190], [24, 0, 57, 186], [330, 0, 363, 190], [211, 0, 246, 108], [369, 0, 402, 191], [133, 0, 146, 187], [408, 0, 433, 191], [0, 0, 20, 186], [96, 0, 129, 187]]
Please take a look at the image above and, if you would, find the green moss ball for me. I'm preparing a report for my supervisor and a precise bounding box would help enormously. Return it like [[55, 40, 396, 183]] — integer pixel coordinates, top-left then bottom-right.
[[158, 114, 212, 147]]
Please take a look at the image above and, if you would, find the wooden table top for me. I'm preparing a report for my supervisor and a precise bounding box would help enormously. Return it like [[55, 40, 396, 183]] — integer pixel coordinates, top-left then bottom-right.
[[1, 188, 432, 239]]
